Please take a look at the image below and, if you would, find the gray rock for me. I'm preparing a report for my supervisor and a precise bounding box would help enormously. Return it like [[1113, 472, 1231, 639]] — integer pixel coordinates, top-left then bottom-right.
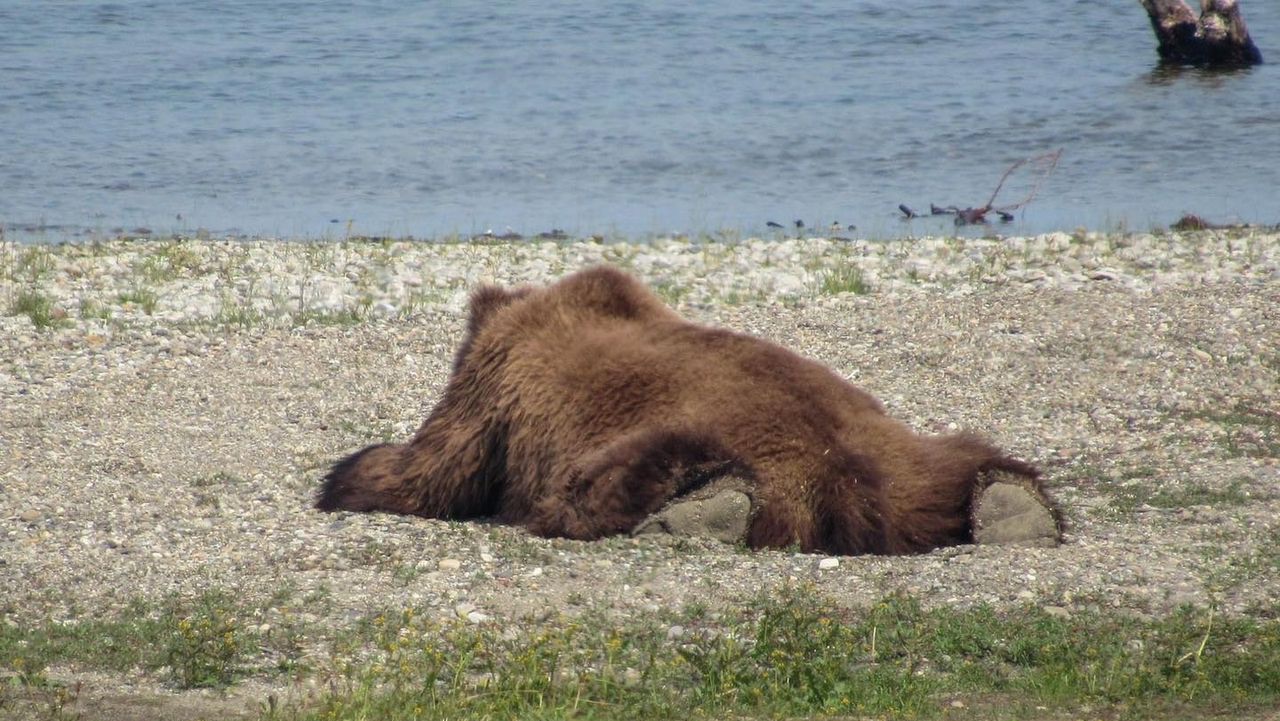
[[972, 482, 1060, 547]]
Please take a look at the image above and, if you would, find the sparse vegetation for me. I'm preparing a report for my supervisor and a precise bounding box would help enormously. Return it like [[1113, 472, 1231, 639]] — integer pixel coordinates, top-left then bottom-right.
[[136, 241, 204, 282], [1109, 475, 1258, 513], [8, 289, 66, 329], [116, 287, 159, 315], [13, 246, 56, 282], [1180, 403, 1280, 459], [158, 591, 252, 688], [819, 263, 871, 295], [10, 587, 1274, 720], [77, 297, 112, 321], [285, 588, 1280, 721], [652, 279, 691, 306], [0, 592, 254, 691]]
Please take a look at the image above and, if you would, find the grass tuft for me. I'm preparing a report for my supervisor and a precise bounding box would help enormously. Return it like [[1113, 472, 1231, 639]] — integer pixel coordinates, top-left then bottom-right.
[[819, 264, 871, 295], [117, 287, 159, 315], [9, 289, 66, 329]]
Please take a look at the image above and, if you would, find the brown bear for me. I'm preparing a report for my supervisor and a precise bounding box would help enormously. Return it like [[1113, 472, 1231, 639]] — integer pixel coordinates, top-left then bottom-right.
[[317, 266, 1053, 555]]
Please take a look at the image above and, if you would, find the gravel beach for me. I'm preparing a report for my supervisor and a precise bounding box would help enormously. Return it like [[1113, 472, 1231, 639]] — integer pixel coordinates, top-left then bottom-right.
[[2, 230, 1278, 718]]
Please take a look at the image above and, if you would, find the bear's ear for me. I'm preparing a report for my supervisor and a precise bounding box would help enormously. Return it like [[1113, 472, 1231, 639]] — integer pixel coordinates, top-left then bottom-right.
[[453, 284, 534, 372], [467, 285, 532, 336]]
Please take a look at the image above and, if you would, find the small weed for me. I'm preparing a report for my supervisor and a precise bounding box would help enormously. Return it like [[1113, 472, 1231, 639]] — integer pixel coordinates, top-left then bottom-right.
[[192, 471, 242, 488], [136, 242, 202, 283], [717, 287, 768, 306], [9, 289, 66, 329], [819, 264, 871, 295], [292, 307, 366, 327], [14, 246, 56, 282], [117, 287, 159, 315], [652, 280, 690, 306], [1180, 403, 1280, 459], [77, 297, 112, 321], [392, 563, 422, 585], [216, 298, 264, 329], [334, 417, 399, 443], [398, 288, 450, 318], [157, 591, 253, 688], [1110, 476, 1255, 513]]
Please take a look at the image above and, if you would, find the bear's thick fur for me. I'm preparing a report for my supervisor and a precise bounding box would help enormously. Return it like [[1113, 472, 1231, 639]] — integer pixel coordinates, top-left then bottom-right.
[[318, 266, 1049, 555]]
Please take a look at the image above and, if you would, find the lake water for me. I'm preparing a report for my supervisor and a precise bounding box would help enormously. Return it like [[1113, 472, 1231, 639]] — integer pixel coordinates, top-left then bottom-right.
[[3, 0, 1278, 241]]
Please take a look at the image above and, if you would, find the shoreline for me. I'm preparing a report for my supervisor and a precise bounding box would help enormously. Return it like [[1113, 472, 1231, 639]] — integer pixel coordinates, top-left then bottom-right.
[[3, 229, 1278, 337]]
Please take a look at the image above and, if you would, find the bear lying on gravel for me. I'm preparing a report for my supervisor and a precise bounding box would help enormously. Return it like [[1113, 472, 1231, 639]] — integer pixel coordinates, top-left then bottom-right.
[[318, 266, 1059, 555]]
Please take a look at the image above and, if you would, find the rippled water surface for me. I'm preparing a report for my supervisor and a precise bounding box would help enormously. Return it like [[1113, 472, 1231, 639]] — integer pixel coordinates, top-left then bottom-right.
[[3, 0, 1278, 239]]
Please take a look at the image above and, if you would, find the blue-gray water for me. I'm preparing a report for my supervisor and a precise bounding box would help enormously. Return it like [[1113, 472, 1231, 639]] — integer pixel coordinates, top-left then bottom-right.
[[3, 1, 1278, 241]]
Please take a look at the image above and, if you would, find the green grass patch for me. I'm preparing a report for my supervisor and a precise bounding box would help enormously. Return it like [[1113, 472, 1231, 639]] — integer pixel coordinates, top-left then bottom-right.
[[651, 280, 690, 306], [286, 588, 1280, 721], [213, 295, 373, 330], [1109, 475, 1256, 513], [215, 299, 266, 329], [291, 306, 370, 327], [12, 246, 56, 282], [4, 587, 1279, 719], [77, 297, 113, 321], [192, 471, 243, 488], [1199, 524, 1280, 596], [1, 592, 259, 690], [135, 241, 204, 283], [116, 287, 159, 315], [1178, 403, 1280, 459], [818, 263, 871, 295], [8, 289, 66, 329]]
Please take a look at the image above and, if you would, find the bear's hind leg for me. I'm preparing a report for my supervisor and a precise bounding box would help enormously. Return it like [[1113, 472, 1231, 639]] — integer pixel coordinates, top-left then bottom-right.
[[526, 429, 734, 540], [746, 450, 889, 554]]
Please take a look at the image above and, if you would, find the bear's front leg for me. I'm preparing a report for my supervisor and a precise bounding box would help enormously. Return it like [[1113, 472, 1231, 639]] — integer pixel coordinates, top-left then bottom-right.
[[317, 391, 508, 519]]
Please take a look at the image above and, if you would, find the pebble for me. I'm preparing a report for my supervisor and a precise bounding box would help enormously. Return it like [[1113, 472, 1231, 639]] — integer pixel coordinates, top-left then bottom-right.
[[818, 557, 840, 570], [438, 558, 461, 571]]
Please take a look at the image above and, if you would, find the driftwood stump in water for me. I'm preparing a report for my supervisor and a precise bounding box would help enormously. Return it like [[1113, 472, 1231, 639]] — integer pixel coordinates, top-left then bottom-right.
[[1138, 0, 1262, 67]]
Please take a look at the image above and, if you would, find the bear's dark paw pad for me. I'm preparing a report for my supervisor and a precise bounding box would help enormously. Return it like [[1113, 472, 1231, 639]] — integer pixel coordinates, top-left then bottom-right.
[[632, 475, 755, 544], [972, 477, 1060, 547]]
